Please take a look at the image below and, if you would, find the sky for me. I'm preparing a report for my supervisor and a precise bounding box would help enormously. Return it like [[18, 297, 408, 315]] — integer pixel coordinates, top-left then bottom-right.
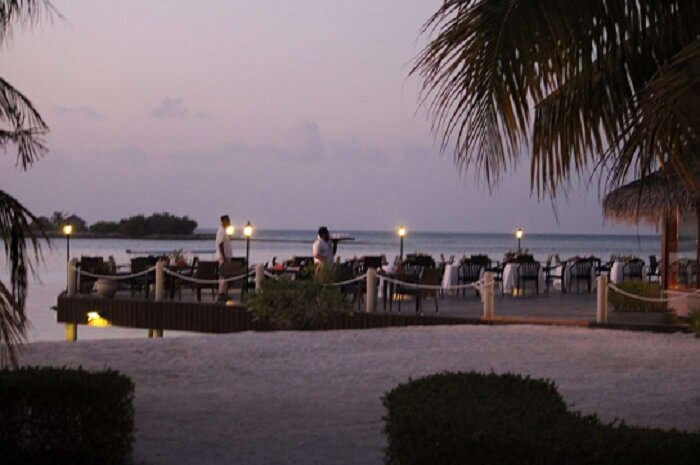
[[0, 0, 655, 235]]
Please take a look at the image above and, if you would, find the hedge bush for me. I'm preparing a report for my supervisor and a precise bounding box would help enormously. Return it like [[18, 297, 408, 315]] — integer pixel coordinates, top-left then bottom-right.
[[609, 281, 667, 312], [689, 309, 700, 338], [0, 367, 135, 465], [245, 277, 349, 329], [383, 371, 700, 465]]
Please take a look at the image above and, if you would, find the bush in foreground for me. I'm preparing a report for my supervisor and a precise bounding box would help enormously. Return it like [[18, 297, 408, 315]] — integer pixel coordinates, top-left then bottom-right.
[[383, 372, 700, 465], [689, 309, 700, 338], [0, 367, 135, 465], [246, 277, 349, 329], [609, 281, 667, 312]]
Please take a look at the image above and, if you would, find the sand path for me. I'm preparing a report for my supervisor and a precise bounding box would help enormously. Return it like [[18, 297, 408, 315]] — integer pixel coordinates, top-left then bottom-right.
[[20, 325, 700, 464]]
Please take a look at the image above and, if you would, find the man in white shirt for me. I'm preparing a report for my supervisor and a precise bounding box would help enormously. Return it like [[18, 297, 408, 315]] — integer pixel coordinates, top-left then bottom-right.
[[216, 215, 233, 300], [312, 226, 335, 265]]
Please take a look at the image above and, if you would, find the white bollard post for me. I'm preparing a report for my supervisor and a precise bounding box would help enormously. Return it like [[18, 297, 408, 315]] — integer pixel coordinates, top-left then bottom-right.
[[153, 260, 165, 338], [596, 275, 608, 324], [482, 271, 494, 320], [66, 258, 78, 296], [255, 264, 264, 292], [155, 260, 165, 302], [366, 268, 377, 313]]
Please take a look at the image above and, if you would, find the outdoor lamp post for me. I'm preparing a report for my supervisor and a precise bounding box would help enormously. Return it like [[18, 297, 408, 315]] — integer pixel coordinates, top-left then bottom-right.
[[398, 226, 406, 262], [515, 227, 524, 253], [63, 224, 73, 262], [243, 221, 253, 297], [225, 224, 235, 237]]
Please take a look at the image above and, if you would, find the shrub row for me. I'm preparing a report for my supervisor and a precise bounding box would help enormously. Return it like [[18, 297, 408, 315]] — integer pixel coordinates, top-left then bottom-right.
[[609, 281, 667, 312], [383, 371, 700, 465], [0, 367, 135, 465]]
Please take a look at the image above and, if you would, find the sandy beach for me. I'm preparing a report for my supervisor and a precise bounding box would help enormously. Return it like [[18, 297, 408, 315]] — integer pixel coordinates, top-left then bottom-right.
[[18, 325, 700, 465]]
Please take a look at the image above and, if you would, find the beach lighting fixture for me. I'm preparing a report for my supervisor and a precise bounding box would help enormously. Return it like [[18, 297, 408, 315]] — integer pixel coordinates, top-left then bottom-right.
[[63, 224, 73, 262], [243, 221, 253, 298], [515, 227, 524, 252], [225, 225, 235, 236], [398, 226, 406, 262], [86, 311, 111, 328]]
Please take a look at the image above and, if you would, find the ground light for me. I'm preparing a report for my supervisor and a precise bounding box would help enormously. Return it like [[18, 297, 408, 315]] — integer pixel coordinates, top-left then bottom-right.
[[63, 224, 73, 262]]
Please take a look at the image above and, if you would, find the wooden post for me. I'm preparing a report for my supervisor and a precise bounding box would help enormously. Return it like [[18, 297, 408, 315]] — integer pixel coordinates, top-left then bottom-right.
[[152, 260, 165, 338], [366, 268, 377, 313], [66, 258, 78, 296], [255, 264, 264, 292], [482, 271, 494, 320], [596, 275, 608, 324], [66, 323, 77, 342]]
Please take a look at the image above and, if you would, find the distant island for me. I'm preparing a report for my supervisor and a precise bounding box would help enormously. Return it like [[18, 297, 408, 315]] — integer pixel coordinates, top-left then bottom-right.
[[32, 212, 202, 239]]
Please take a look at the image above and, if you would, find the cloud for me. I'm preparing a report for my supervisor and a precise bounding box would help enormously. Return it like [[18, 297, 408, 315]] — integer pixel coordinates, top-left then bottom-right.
[[151, 97, 189, 119], [54, 105, 102, 120]]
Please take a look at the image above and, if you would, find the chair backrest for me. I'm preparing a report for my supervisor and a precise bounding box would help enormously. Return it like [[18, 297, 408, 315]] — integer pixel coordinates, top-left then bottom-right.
[[420, 267, 442, 286], [80, 256, 105, 273], [649, 255, 658, 272], [518, 262, 540, 278], [572, 260, 592, 277], [470, 255, 492, 269], [362, 256, 383, 269], [623, 259, 644, 277], [195, 260, 219, 280], [459, 263, 483, 282], [130, 257, 153, 273]]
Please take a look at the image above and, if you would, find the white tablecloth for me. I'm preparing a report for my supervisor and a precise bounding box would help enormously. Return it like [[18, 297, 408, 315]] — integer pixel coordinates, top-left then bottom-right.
[[441, 264, 459, 293], [610, 261, 648, 284], [502, 263, 545, 295]]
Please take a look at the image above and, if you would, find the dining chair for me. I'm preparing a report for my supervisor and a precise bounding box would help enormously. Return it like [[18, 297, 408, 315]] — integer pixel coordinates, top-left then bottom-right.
[[457, 262, 483, 297], [570, 259, 594, 293], [622, 259, 645, 281], [516, 262, 541, 295]]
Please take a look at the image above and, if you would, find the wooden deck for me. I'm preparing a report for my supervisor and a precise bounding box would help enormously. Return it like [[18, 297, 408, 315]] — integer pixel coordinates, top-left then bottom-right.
[[56, 286, 687, 335]]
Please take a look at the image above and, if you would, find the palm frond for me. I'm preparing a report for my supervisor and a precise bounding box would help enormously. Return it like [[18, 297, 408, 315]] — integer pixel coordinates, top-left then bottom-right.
[[412, 0, 700, 198], [0, 0, 56, 46], [0, 190, 43, 366], [0, 76, 49, 169]]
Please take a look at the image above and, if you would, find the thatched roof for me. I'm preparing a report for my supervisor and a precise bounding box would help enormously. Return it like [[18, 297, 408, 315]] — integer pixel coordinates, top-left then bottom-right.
[[603, 170, 698, 225]]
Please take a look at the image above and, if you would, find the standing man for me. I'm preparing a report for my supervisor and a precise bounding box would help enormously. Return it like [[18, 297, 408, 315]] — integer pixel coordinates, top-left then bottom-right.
[[216, 215, 233, 301], [313, 226, 336, 265]]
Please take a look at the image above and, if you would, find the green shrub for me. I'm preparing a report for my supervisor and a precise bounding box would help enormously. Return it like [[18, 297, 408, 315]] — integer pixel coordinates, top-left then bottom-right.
[[689, 309, 700, 338], [609, 281, 667, 312], [383, 371, 700, 465], [245, 277, 349, 329], [0, 367, 135, 465]]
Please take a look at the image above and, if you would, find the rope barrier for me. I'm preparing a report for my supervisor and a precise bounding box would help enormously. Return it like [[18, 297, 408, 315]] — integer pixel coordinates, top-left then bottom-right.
[[163, 267, 249, 284], [330, 274, 368, 286], [607, 283, 700, 303], [263, 270, 281, 280], [71, 265, 157, 281], [379, 275, 488, 291]]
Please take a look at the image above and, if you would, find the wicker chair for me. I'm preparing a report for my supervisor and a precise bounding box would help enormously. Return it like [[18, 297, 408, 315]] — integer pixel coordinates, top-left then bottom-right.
[[622, 259, 645, 281], [516, 262, 541, 295], [397, 267, 441, 314], [569, 259, 594, 293], [457, 263, 483, 297], [128, 256, 157, 298], [648, 255, 661, 283], [78, 256, 105, 294]]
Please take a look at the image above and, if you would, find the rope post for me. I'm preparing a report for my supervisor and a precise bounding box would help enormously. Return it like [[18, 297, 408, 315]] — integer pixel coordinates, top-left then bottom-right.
[[66, 258, 78, 296], [255, 264, 264, 292], [153, 260, 165, 338], [366, 268, 377, 313], [596, 275, 608, 324], [482, 271, 495, 320], [155, 260, 165, 301]]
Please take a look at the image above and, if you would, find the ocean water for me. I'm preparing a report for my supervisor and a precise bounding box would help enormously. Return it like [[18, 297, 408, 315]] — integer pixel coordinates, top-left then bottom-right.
[[4, 230, 660, 343]]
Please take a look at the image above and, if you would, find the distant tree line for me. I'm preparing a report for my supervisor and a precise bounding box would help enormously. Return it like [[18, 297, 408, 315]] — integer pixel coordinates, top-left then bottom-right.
[[31, 211, 198, 236]]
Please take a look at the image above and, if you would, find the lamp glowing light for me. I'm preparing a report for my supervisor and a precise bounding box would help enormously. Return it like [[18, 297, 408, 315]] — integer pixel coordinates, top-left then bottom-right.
[[397, 226, 406, 261], [63, 224, 73, 262], [87, 311, 111, 328], [398, 226, 406, 237], [515, 227, 524, 252], [243, 221, 253, 238], [225, 225, 235, 236]]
